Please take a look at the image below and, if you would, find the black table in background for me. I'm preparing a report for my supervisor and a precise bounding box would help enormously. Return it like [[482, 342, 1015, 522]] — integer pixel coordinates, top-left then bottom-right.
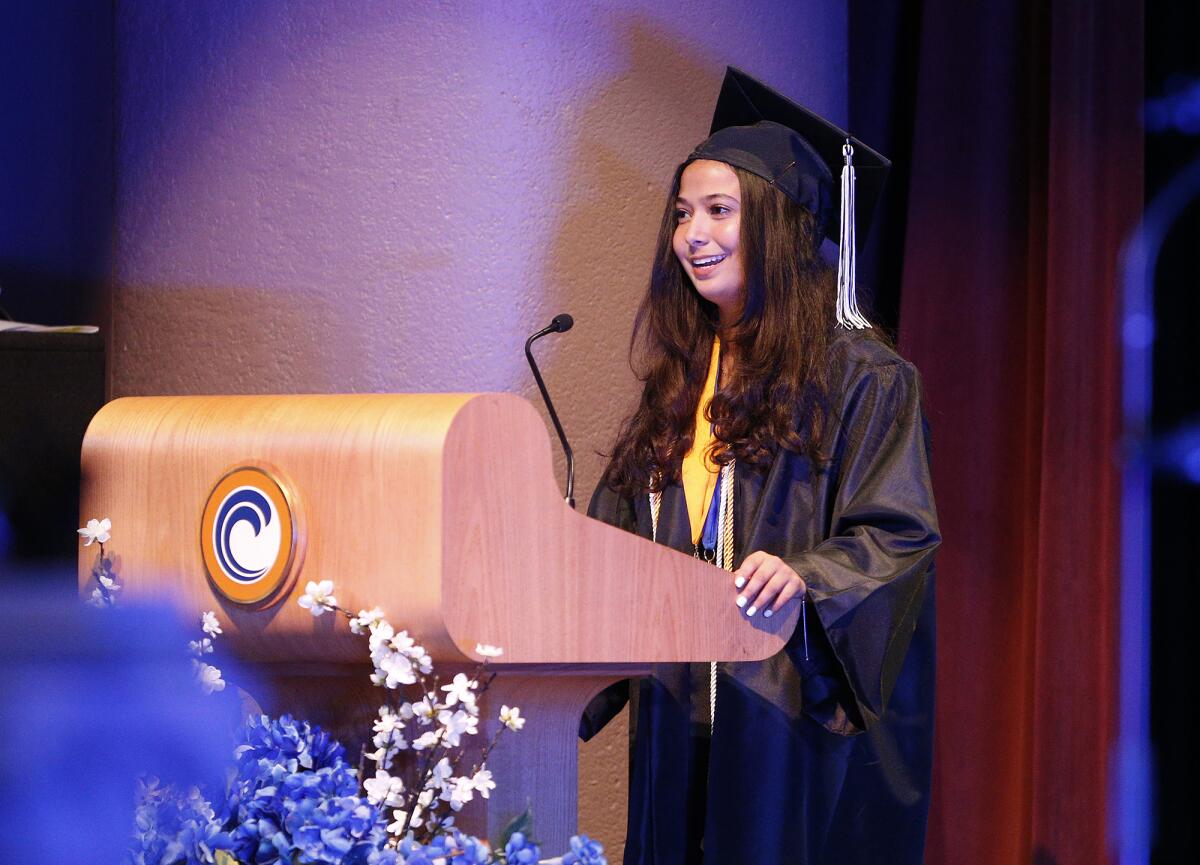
[[0, 331, 105, 581]]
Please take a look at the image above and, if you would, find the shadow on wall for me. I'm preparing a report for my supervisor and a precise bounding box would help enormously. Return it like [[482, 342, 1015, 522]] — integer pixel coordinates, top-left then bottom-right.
[[113, 2, 387, 398], [541, 21, 722, 505], [113, 284, 360, 396], [115, 1, 554, 399]]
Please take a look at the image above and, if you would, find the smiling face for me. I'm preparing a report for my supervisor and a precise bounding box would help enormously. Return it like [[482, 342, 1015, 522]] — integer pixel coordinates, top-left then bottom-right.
[[672, 159, 744, 326]]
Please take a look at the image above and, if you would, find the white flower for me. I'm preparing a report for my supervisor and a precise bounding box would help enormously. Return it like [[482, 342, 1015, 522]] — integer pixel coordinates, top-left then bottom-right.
[[373, 706, 403, 736], [471, 768, 495, 799], [86, 587, 108, 608], [349, 606, 387, 635], [363, 770, 406, 807], [413, 694, 439, 724], [474, 643, 504, 658], [188, 638, 214, 656], [372, 705, 410, 743], [388, 810, 421, 834], [98, 573, 120, 592], [377, 651, 417, 688], [372, 720, 409, 749], [444, 775, 476, 811], [424, 812, 456, 832], [200, 611, 222, 638], [373, 725, 408, 752], [430, 756, 453, 791], [365, 746, 395, 767], [195, 662, 225, 695], [499, 705, 525, 732], [388, 790, 434, 835], [414, 651, 434, 675], [411, 730, 441, 751], [440, 673, 477, 710], [368, 621, 395, 653], [297, 580, 337, 616], [77, 517, 111, 546], [389, 630, 417, 654], [437, 708, 478, 748]]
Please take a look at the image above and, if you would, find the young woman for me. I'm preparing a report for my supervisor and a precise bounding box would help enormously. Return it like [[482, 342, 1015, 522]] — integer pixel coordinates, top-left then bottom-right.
[[585, 69, 940, 865]]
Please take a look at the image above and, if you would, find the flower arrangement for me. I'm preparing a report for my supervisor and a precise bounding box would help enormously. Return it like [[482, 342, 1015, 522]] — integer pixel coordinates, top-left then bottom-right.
[[81, 519, 607, 865]]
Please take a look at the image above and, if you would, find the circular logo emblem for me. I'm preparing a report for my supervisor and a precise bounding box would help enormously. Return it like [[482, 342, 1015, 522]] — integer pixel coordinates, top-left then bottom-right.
[[201, 466, 298, 605]]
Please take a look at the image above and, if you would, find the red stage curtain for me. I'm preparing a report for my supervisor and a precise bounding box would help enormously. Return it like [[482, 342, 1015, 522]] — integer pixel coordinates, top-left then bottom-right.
[[897, 2, 1141, 863]]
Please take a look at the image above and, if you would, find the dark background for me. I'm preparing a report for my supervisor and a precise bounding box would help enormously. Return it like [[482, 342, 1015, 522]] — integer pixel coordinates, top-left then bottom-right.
[[0, 2, 113, 329], [0, 2, 112, 578], [1145, 2, 1199, 863]]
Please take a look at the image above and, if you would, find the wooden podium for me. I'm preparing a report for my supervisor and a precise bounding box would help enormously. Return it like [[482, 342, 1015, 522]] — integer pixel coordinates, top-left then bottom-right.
[[79, 393, 797, 849]]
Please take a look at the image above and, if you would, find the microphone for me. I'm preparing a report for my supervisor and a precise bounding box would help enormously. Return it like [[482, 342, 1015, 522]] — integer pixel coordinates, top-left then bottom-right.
[[525, 313, 576, 508]]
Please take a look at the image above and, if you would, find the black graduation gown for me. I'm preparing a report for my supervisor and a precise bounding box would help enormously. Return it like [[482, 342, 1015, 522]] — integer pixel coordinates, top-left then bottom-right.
[[584, 330, 940, 865]]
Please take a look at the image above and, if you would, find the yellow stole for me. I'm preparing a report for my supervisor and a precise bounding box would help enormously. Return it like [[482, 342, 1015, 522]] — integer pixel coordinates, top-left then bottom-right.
[[681, 336, 722, 545]]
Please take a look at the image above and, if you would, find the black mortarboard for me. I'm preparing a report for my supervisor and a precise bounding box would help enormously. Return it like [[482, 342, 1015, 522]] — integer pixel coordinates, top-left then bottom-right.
[[688, 67, 891, 328]]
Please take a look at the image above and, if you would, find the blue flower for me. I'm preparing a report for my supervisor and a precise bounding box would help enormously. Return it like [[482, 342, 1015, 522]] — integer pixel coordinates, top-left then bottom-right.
[[285, 796, 385, 864], [225, 811, 291, 865], [504, 830, 541, 864], [562, 834, 606, 865], [127, 778, 222, 865], [368, 848, 401, 865], [234, 714, 346, 778], [209, 716, 387, 864], [222, 768, 383, 864], [126, 712, 609, 865], [223, 715, 357, 823], [394, 834, 449, 865], [412, 829, 491, 864], [279, 763, 362, 803]]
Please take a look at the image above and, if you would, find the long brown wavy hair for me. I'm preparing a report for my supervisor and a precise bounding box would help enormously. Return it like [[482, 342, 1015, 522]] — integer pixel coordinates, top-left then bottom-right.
[[602, 162, 869, 498]]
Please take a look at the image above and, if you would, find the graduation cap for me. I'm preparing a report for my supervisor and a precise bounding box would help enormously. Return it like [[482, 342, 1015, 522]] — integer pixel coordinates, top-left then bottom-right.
[[688, 67, 891, 329]]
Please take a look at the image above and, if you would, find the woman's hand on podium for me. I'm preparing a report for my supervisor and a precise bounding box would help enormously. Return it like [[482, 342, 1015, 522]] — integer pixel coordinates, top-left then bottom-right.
[[732, 551, 807, 619]]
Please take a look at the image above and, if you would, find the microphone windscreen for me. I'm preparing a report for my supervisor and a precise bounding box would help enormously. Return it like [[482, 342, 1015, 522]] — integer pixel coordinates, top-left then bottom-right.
[[551, 313, 574, 333]]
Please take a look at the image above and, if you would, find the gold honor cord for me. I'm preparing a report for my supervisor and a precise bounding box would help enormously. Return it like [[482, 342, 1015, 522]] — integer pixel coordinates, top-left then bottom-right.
[[649, 458, 736, 734]]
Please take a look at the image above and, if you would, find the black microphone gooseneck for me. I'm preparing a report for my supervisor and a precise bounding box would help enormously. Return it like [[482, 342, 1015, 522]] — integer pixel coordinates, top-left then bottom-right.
[[524, 313, 576, 508]]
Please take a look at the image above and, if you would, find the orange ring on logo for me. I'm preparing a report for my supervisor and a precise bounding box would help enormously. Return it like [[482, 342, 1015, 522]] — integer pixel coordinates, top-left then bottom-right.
[[200, 466, 298, 605]]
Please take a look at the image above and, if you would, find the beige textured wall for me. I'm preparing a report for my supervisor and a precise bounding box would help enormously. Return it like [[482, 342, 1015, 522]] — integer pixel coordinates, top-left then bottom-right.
[[113, 1, 845, 854]]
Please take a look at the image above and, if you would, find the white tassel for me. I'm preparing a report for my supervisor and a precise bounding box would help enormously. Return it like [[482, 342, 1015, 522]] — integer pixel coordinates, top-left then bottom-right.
[[710, 460, 735, 732], [836, 140, 871, 330]]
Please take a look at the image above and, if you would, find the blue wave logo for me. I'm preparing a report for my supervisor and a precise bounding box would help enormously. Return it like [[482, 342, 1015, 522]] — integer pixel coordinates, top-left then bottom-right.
[[212, 486, 281, 584]]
